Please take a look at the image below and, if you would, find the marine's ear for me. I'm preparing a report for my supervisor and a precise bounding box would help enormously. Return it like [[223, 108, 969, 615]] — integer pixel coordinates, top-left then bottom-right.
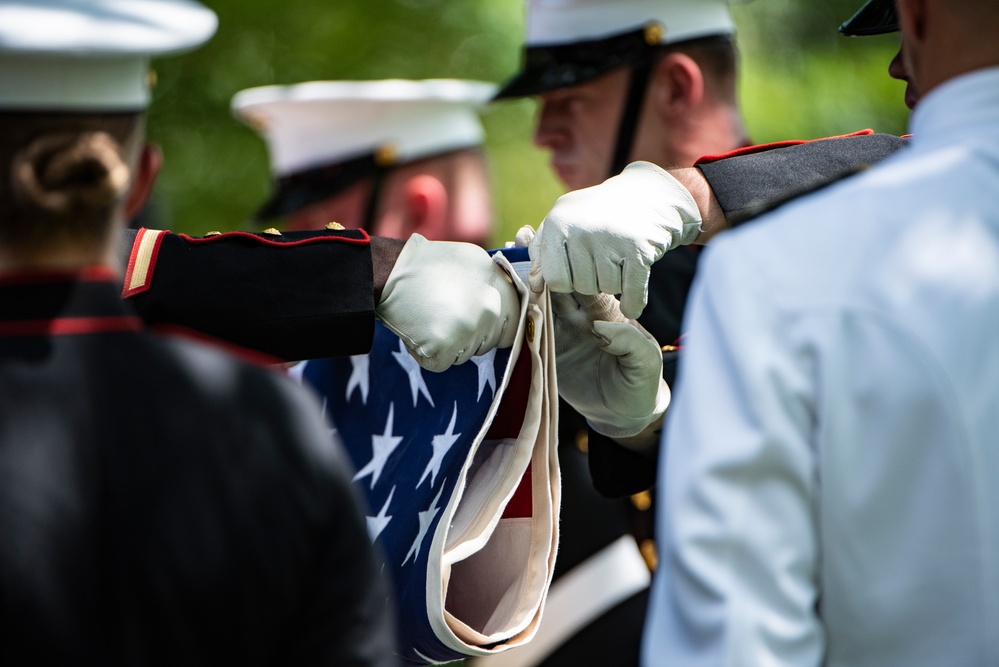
[[648, 51, 705, 120], [403, 174, 448, 240], [124, 142, 162, 221]]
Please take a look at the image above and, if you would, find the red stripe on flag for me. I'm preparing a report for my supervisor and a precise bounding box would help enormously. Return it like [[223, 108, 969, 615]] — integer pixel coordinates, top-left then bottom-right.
[[485, 349, 531, 440], [502, 462, 534, 519]]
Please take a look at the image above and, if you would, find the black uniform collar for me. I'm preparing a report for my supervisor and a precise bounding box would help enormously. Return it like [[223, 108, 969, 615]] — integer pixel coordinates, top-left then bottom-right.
[[0, 268, 141, 337]]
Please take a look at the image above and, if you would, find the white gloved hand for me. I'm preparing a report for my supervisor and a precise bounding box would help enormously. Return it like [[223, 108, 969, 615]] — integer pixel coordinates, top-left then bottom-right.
[[530, 161, 701, 319], [552, 290, 670, 451], [377, 233, 520, 372]]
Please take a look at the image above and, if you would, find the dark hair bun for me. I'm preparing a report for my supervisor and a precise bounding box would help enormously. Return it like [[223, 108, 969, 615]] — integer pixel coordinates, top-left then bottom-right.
[[11, 132, 130, 223]]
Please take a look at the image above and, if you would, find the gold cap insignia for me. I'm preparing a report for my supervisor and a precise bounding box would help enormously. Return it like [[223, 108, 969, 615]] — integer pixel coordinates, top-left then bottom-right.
[[374, 144, 398, 167], [204, 231, 222, 237], [262, 228, 282, 236], [325, 221, 345, 231], [644, 21, 665, 45], [147, 69, 158, 91], [245, 113, 268, 132]]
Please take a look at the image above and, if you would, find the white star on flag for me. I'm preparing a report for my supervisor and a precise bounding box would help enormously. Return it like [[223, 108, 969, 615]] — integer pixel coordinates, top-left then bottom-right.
[[296, 246, 533, 664], [417, 402, 461, 489], [404, 482, 445, 566], [366, 486, 395, 542], [346, 354, 370, 404], [472, 349, 498, 401], [392, 339, 435, 407], [353, 403, 403, 489], [285, 361, 307, 385]]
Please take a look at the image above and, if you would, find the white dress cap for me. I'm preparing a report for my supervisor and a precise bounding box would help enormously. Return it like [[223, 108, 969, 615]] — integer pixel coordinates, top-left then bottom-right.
[[0, 0, 217, 111], [232, 79, 497, 177], [524, 0, 743, 46]]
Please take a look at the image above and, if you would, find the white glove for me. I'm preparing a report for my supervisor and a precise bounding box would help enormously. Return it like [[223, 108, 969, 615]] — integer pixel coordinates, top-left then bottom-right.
[[377, 233, 520, 372], [552, 290, 670, 451], [530, 161, 701, 319]]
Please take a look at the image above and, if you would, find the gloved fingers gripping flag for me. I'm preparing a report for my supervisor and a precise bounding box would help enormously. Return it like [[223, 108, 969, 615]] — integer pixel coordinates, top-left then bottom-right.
[[298, 246, 560, 664]]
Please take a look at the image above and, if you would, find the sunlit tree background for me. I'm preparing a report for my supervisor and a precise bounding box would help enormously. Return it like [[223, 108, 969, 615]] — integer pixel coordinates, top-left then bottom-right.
[[147, 0, 908, 244]]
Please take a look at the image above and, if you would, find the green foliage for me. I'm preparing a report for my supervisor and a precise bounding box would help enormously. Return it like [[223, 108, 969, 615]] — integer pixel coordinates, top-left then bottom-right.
[[733, 1, 908, 143], [145, 0, 526, 236], [145, 0, 911, 246]]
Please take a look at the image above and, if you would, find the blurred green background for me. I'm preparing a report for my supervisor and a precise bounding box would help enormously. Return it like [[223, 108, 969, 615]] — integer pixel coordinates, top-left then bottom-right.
[[146, 0, 909, 245]]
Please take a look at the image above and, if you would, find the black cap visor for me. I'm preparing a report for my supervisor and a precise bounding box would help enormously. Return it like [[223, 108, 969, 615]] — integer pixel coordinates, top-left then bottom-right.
[[839, 0, 899, 36], [494, 27, 658, 100], [253, 152, 382, 222]]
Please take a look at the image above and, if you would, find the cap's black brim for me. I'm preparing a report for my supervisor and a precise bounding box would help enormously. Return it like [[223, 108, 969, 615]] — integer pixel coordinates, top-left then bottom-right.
[[839, 0, 899, 36], [253, 152, 381, 221], [494, 27, 656, 100]]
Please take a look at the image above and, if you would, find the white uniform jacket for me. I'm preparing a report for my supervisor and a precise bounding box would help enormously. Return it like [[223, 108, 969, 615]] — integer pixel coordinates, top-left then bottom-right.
[[643, 67, 999, 667]]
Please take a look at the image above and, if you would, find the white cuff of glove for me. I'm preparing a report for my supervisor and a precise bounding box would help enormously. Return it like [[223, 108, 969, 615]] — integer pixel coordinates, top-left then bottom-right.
[[586, 374, 670, 444], [530, 161, 701, 320], [627, 161, 703, 249], [576, 317, 670, 440], [376, 233, 520, 372]]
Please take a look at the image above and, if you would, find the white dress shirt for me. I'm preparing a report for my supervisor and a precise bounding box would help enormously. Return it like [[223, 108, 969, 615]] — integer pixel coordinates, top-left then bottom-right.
[[643, 67, 999, 667]]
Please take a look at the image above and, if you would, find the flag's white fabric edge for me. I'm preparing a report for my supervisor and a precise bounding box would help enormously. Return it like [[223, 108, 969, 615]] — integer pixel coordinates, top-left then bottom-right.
[[423, 254, 560, 657]]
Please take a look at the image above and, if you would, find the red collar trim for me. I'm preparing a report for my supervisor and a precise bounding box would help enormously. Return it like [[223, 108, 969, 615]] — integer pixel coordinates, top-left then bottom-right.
[[0, 315, 143, 338], [695, 129, 876, 165], [0, 266, 118, 286]]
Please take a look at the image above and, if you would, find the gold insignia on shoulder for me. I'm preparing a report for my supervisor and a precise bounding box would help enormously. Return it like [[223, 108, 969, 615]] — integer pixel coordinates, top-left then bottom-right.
[[639, 539, 658, 571], [375, 144, 398, 167], [644, 21, 665, 45], [526, 316, 536, 344], [574, 429, 589, 453], [147, 69, 158, 90], [630, 490, 653, 512], [661, 344, 679, 353], [326, 221, 345, 231], [205, 231, 222, 237], [262, 228, 282, 236]]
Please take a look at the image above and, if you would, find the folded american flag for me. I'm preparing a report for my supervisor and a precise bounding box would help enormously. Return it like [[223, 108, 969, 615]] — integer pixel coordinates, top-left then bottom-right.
[[298, 248, 560, 664]]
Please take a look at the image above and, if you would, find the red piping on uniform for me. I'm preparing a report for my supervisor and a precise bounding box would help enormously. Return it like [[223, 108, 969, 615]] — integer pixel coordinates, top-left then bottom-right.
[[122, 228, 168, 298], [177, 229, 370, 248], [0, 266, 117, 286], [695, 129, 876, 165], [0, 316, 143, 337]]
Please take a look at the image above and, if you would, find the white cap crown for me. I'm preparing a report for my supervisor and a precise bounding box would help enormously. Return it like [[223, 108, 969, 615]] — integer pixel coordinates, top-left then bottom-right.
[[0, 0, 217, 110], [524, 0, 740, 46], [233, 79, 496, 177]]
